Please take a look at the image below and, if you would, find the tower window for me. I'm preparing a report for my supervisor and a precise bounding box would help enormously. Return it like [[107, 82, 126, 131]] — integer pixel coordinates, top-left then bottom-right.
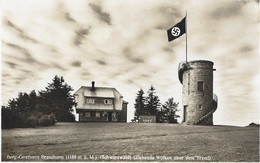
[[198, 104, 203, 110], [197, 81, 204, 92]]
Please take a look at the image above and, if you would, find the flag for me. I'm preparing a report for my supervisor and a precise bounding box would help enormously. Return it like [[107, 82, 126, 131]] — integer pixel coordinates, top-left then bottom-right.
[[167, 17, 186, 42]]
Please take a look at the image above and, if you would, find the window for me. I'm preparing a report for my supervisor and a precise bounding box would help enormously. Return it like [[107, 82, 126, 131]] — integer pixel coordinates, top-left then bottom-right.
[[112, 112, 117, 118], [85, 112, 90, 117], [90, 112, 95, 117], [197, 81, 204, 92], [96, 112, 100, 117], [85, 98, 95, 104], [104, 99, 112, 104], [198, 104, 203, 111], [102, 111, 107, 117]]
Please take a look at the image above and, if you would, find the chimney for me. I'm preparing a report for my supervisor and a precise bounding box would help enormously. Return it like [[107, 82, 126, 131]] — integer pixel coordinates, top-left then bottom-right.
[[91, 81, 95, 91]]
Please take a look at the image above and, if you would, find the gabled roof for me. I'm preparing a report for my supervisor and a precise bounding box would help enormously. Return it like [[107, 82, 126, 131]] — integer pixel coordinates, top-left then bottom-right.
[[74, 86, 123, 98], [84, 87, 115, 98]]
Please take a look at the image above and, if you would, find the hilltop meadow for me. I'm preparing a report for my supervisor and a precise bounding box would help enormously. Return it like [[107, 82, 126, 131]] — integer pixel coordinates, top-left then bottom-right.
[[2, 122, 259, 162]]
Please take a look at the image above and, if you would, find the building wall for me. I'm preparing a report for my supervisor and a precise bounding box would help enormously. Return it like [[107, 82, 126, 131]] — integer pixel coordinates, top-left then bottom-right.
[[139, 116, 156, 123], [74, 86, 127, 122], [83, 97, 115, 110], [113, 89, 123, 111], [78, 110, 128, 122], [74, 87, 123, 111], [118, 102, 128, 122], [74, 87, 85, 109], [182, 60, 214, 125], [79, 111, 108, 122], [79, 111, 116, 122]]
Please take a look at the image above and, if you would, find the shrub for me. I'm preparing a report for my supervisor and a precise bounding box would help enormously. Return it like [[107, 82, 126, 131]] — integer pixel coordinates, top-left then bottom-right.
[[12, 112, 27, 128], [49, 114, 57, 125], [38, 115, 51, 126], [38, 114, 56, 126], [1, 108, 13, 129], [1, 109, 57, 128], [66, 113, 75, 122], [25, 116, 37, 128]]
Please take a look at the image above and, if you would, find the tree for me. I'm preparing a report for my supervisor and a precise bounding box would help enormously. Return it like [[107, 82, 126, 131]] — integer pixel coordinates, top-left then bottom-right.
[[1, 75, 77, 128], [162, 97, 179, 123], [7, 98, 17, 111], [39, 75, 76, 122], [28, 90, 37, 112], [1, 106, 13, 128], [134, 89, 146, 118], [145, 85, 160, 116], [16, 92, 30, 112]]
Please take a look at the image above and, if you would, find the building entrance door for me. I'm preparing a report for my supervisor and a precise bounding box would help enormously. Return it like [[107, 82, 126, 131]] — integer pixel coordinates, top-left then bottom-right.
[[108, 112, 112, 122]]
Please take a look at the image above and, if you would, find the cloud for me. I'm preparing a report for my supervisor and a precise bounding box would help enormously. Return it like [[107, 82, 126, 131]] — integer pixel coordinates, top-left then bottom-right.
[[1, 0, 259, 125], [63, 12, 76, 23], [154, 5, 182, 30], [74, 28, 90, 46], [162, 46, 174, 53], [208, 1, 243, 19], [239, 45, 253, 53], [47, 45, 59, 53], [89, 3, 111, 25], [123, 47, 144, 63], [51, 63, 67, 71], [4, 61, 17, 69], [96, 60, 107, 65], [81, 70, 91, 77], [4, 19, 23, 32], [71, 61, 82, 67], [3, 18, 39, 43], [3, 42, 44, 67], [4, 42, 30, 55], [2, 74, 11, 77]]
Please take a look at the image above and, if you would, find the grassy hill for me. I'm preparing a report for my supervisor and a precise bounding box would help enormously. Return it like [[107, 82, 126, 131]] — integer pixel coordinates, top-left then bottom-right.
[[2, 122, 259, 162]]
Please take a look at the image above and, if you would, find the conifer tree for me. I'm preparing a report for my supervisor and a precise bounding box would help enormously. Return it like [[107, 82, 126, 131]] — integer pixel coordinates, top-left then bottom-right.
[[39, 75, 76, 122], [134, 89, 146, 117], [162, 97, 179, 123], [146, 85, 160, 116]]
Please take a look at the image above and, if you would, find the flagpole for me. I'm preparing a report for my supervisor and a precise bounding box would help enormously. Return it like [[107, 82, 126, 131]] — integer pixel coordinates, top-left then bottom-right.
[[186, 10, 188, 63]]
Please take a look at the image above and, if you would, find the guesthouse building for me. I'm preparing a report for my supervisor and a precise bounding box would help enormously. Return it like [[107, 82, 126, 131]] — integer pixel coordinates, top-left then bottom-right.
[[74, 81, 128, 122]]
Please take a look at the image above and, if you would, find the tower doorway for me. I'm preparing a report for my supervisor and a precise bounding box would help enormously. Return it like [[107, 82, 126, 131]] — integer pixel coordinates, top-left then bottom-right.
[[183, 105, 188, 123]]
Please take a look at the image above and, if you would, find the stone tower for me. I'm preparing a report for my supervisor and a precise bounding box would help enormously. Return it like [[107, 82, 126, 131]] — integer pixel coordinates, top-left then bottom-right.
[[178, 60, 218, 125]]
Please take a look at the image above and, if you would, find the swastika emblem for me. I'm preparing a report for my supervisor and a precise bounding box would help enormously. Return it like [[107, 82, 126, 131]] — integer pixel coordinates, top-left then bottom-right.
[[171, 27, 181, 37]]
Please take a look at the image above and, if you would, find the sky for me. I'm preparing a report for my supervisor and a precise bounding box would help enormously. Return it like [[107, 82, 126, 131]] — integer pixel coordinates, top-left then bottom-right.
[[1, 0, 259, 126]]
